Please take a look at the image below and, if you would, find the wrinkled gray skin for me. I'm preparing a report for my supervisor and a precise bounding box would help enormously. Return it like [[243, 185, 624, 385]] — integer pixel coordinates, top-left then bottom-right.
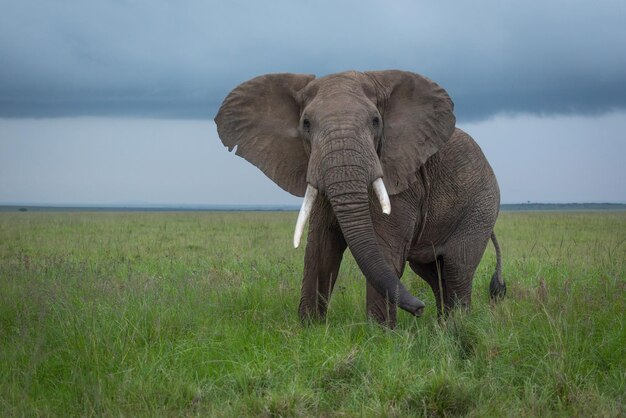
[[215, 70, 505, 327]]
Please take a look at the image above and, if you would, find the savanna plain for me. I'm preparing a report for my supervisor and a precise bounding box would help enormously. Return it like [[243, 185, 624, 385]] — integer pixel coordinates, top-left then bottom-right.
[[0, 211, 624, 417]]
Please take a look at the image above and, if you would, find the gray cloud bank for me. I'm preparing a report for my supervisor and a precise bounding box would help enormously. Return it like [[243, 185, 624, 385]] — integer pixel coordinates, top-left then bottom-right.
[[1, 0, 625, 121]]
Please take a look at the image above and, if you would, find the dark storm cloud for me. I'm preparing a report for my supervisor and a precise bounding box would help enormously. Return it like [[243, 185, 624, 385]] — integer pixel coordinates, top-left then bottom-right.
[[1, 0, 625, 121]]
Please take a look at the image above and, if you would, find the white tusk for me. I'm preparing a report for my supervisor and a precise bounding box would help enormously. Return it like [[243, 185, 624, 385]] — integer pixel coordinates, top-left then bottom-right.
[[293, 184, 318, 248], [373, 178, 391, 215]]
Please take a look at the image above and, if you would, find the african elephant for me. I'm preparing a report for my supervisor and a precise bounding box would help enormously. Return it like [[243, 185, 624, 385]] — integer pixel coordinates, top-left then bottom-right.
[[215, 70, 505, 327]]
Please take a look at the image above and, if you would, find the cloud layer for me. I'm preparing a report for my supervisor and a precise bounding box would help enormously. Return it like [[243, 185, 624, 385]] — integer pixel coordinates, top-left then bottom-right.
[[1, 0, 625, 121]]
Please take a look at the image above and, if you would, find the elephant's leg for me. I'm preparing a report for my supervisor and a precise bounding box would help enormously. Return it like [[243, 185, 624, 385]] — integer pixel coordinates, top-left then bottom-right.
[[440, 256, 473, 312], [440, 234, 491, 313], [409, 259, 446, 317], [366, 193, 422, 327], [366, 244, 412, 327], [298, 221, 346, 322], [366, 281, 397, 327]]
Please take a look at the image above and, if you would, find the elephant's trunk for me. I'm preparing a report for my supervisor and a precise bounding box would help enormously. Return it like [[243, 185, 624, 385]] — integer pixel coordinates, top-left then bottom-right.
[[318, 135, 425, 316]]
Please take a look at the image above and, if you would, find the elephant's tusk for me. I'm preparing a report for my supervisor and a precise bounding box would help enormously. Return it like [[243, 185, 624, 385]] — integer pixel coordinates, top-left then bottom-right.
[[373, 178, 391, 215], [293, 184, 318, 248]]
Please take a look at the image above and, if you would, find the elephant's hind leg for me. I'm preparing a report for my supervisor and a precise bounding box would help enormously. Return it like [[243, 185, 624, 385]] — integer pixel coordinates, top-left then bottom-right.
[[410, 237, 489, 317], [440, 233, 492, 314], [409, 259, 446, 317]]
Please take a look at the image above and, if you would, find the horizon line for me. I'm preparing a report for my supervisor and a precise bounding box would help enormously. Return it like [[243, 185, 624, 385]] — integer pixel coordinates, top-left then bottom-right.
[[1, 202, 625, 211]]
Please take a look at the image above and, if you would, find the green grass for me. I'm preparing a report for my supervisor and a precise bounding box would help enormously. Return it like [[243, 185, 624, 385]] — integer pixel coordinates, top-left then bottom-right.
[[1, 211, 624, 417]]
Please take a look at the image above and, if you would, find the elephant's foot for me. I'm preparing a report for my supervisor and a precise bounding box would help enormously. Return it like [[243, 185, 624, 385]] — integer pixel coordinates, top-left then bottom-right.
[[367, 308, 397, 329], [298, 298, 328, 324]]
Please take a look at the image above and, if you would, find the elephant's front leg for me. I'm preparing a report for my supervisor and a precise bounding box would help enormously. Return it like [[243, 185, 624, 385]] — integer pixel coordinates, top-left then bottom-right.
[[298, 213, 347, 322], [366, 282, 398, 328], [367, 192, 421, 328]]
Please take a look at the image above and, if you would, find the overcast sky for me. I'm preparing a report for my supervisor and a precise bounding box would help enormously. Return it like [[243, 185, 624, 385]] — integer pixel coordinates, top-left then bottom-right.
[[1, 0, 625, 204]]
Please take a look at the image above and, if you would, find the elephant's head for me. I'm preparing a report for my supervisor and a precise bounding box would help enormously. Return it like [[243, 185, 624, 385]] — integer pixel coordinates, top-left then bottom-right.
[[215, 70, 455, 316]]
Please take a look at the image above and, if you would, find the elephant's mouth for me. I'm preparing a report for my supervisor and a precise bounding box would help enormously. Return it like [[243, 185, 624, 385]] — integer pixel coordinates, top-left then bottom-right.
[[293, 177, 391, 248]]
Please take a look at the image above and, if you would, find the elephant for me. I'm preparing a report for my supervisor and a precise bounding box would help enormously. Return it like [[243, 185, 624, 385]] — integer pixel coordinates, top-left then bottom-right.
[[215, 70, 505, 327]]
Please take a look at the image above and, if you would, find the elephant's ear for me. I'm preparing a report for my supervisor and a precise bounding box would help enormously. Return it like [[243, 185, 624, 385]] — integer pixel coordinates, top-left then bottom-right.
[[215, 73, 315, 197], [366, 70, 455, 195]]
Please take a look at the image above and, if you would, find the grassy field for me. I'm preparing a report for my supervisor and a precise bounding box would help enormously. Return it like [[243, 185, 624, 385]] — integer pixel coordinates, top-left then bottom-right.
[[0, 211, 624, 417]]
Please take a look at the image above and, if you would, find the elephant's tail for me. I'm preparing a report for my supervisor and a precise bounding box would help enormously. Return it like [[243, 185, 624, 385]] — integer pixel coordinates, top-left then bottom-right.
[[489, 231, 506, 300]]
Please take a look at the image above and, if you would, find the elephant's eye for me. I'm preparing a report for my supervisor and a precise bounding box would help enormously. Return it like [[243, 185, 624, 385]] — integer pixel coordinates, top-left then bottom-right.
[[372, 117, 380, 129], [302, 118, 311, 132]]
